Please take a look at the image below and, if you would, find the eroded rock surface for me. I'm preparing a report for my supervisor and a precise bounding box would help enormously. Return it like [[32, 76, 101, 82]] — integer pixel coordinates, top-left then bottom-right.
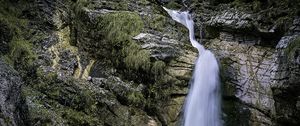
[[0, 0, 299, 125], [0, 59, 24, 126]]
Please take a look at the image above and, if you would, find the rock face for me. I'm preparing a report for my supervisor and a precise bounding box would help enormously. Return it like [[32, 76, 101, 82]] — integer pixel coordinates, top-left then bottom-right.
[[193, 1, 300, 125], [0, 59, 24, 126], [0, 0, 299, 125]]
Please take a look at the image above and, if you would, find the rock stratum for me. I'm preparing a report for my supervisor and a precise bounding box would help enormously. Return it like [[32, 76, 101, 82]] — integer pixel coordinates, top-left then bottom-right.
[[0, 0, 299, 125]]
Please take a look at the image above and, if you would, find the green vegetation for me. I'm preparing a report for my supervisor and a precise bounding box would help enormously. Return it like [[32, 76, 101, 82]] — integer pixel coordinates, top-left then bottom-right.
[[137, 0, 150, 5], [0, 0, 30, 37], [151, 61, 166, 76], [62, 108, 99, 125], [149, 14, 167, 31], [72, 0, 88, 19], [84, 0, 128, 10], [127, 91, 146, 107], [123, 43, 151, 71], [8, 38, 36, 70], [1, 55, 13, 66], [0, 0, 36, 76], [23, 68, 100, 125], [165, 1, 182, 9], [99, 11, 144, 46], [95, 11, 154, 72]]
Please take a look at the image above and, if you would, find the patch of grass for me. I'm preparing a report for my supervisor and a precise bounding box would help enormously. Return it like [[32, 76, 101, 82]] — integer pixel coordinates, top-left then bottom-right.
[[0, 0, 34, 75], [127, 91, 146, 107], [123, 42, 151, 71], [0, 0, 30, 37], [138, 0, 150, 5], [165, 1, 182, 9], [62, 108, 100, 126], [149, 14, 167, 31], [8, 38, 36, 75], [96, 11, 153, 71], [73, 0, 88, 18], [151, 60, 166, 76], [1, 55, 13, 66], [23, 84, 100, 126], [99, 11, 144, 46]]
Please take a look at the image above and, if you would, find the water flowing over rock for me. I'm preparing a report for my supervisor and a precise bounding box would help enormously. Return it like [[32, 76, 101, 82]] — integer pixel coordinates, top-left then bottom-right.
[[0, 0, 299, 125], [164, 7, 222, 126]]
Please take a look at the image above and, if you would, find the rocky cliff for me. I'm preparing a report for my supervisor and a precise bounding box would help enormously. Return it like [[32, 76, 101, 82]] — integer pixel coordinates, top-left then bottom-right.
[[0, 0, 299, 125]]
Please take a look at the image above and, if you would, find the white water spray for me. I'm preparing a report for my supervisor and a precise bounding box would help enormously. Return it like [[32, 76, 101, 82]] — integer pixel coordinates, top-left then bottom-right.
[[163, 7, 222, 126]]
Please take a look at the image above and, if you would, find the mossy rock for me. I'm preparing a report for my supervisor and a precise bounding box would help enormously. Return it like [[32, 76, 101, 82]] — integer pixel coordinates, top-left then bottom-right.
[[151, 60, 166, 76], [0, 20, 13, 54], [8, 38, 36, 75], [0, 0, 30, 37], [148, 14, 167, 31], [98, 11, 144, 46], [285, 36, 300, 61], [127, 91, 146, 107], [24, 69, 100, 125], [222, 99, 251, 126], [165, 1, 182, 9], [0, 0, 34, 74], [79, 11, 153, 72]]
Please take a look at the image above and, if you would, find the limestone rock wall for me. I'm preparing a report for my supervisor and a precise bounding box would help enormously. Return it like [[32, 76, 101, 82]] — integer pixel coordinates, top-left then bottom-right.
[[0, 0, 299, 126], [0, 59, 25, 126]]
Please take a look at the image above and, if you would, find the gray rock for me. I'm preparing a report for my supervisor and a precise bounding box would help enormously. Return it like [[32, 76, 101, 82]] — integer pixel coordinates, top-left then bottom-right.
[[0, 59, 24, 126], [133, 33, 182, 60]]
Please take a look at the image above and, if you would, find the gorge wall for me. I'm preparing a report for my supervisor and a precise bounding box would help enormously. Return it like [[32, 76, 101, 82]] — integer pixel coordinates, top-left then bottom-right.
[[0, 0, 299, 125]]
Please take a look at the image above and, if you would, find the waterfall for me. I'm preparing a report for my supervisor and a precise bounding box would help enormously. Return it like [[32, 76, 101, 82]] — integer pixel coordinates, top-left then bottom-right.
[[163, 7, 222, 126]]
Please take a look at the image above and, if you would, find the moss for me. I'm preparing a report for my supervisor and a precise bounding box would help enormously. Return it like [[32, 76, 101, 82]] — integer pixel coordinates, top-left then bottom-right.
[[23, 85, 99, 126], [36, 68, 58, 81], [285, 37, 300, 60], [123, 42, 151, 71], [149, 14, 167, 31], [275, 16, 293, 33], [62, 108, 99, 125], [85, 0, 128, 10], [138, 0, 150, 5], [1, 55, 13, 66], [99, 11, 144, 46], [73, 0, 88, 16], [127, 91, 146, 107], [252, 0, 261, 12], [96, 11, 153, 71], [0, 0, 34, 75], [0, 1, 30, 38], [8, 38, 36, 74], [25, 67, 100, 125], [151, 61, 166, 76], [165, 1, 182, 9]]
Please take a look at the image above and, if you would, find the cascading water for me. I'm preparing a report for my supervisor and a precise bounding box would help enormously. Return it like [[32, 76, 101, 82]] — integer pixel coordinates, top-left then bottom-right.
[[163, 7, 222, 126]]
